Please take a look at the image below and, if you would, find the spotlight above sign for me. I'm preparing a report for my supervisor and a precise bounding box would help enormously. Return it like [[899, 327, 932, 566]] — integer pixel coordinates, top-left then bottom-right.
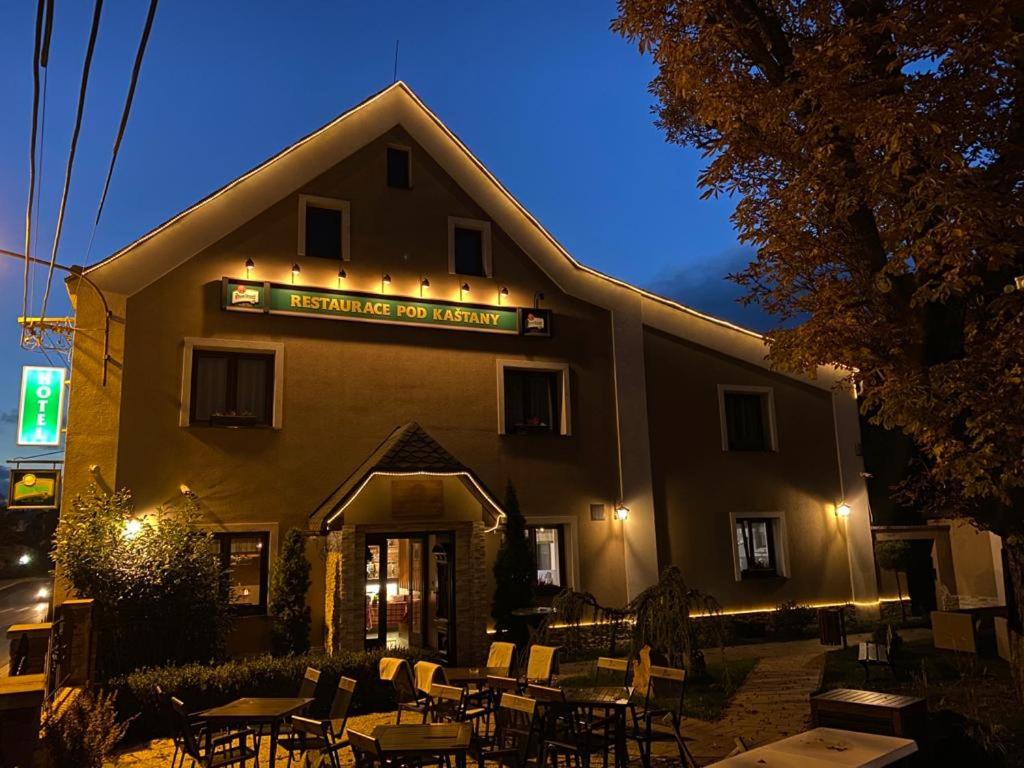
[[222, 277, 552, 337]]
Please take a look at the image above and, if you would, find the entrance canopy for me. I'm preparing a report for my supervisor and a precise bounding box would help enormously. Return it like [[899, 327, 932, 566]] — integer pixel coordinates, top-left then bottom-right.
[[308, 422, 506, 532]]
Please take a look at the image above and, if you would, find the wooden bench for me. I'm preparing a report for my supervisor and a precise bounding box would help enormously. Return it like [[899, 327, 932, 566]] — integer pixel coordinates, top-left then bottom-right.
[[858, 625, 898, 683]]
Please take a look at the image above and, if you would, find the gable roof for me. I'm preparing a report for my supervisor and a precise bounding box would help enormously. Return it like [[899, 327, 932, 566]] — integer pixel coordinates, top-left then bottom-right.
[[83, 81, 846, 389], [308, 421, 505, 532]]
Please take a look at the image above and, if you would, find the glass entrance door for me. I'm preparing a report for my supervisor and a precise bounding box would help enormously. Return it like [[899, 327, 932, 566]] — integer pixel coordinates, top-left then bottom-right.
[[364, 534, 428, 651]]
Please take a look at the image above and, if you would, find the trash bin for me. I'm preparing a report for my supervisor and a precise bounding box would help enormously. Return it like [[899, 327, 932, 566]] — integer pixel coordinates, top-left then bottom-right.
[[818, 607, 847, 647]]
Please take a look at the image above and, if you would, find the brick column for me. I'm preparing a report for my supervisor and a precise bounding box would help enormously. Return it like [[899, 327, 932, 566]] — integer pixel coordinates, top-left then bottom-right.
[[329, 526, 364, 653], [59, 599, 95, 685], [455, 522, 490, 664]]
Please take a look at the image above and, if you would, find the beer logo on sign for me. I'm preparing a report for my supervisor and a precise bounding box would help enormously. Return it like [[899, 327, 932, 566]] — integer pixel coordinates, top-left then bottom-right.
[[525, 312, 546, 331], [231, 286, 260, 306]]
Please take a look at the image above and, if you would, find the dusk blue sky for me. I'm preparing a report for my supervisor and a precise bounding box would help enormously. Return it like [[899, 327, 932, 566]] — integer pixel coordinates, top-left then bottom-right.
[[0, 1, 766, 459]]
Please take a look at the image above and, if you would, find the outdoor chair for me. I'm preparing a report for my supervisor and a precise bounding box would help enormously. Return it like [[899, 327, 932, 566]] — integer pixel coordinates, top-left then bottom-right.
[[524, 645, 559, 686], [380, 657, 430, 723], [428, 683, 488, 731], [487, 641, 517, 676], [280, 676, 357, 767], [475, 675, 522, 738], [858, 624, 900, 683], [593, 657, 630, 686], [157, 685, 238, 768], [347, 729, 390, 768], [169, 696, 256, 768], [527, 684, 594, 768], [256, 666, 319, 757], [630, 665, 695, 768], [470, 693, 542, 768]]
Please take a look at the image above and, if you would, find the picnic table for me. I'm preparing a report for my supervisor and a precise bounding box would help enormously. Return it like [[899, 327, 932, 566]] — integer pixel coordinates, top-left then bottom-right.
[[372, 722, 472, 768], [196, 696, 313, 768], [561, 686, 634, 768], [711, 726, 918, 767]]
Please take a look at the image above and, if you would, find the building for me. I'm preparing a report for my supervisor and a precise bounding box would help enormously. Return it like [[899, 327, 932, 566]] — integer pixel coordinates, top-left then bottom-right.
[[60, 83, 878, 662]]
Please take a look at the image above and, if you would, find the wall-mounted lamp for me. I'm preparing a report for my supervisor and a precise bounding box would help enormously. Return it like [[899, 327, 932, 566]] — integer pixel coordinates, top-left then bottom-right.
[[420, 277, 430, 297], [613, 503, 629, 522], [179, 484, 192, 497], [291, 263, 301, 284], [244, 258, 255, 278], [498, 286, 509, 305], [382, 273, 392, 293], [836, 502, 851, 518], [534, 291, 545, 309], [337, 268, 347, 287], [460, 282, 471, 301]]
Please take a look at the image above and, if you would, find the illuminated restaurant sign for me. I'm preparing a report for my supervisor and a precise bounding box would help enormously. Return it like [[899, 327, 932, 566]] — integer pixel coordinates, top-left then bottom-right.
[[8, 468, 61, 510], [221, 278, 551, 336], [17, 366, 66, 447]]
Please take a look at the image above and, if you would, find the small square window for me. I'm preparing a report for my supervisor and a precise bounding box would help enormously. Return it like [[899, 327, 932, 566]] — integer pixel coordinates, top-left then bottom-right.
[[211, 532, 269, 614], [453, 227, 485, 277], [723, 390, 772, 451], [190, 350, 274, 427], [386, 146, 411, 189], [504, 369, 560, 434], [305, 205, 342, 259], [735, 518, 778, 578]]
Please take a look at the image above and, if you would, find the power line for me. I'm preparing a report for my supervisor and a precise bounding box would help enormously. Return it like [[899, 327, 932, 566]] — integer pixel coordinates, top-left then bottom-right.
[[21, 0, 49, 347], [38, 0, 104, 328], [86, 0, 159, 264]]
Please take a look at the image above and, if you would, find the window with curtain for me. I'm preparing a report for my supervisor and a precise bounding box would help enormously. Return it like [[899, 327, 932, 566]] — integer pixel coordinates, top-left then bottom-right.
[[723, 390, 771, 451], [525, 525, 565, 591], [211, 532, 269, 613], [190, 350, 273, 426], [504, 369, 559, 434], [735, 518, 778, 577]]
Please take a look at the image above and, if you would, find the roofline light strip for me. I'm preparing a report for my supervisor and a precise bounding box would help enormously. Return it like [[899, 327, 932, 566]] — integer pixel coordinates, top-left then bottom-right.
[[322, 470, 507, 531]]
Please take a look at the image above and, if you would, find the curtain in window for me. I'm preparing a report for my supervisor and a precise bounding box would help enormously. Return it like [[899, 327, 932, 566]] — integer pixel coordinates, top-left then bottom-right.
[[193, 356, 228, 420], [235, 357, 268, 418], [507, 371, 555, 430], [725, 392, 766, 450]]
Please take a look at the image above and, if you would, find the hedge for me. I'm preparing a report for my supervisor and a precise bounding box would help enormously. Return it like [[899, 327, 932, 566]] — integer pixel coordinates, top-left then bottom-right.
[[112, 646, 434, 742]]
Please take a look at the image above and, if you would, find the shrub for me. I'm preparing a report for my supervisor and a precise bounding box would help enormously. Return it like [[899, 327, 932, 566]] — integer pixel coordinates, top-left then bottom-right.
[[52, 485, 229, 678], [875, 540, 915, 622], [771, 600, 816, 640], [270, 527, 312, 655], [113, 646, 434, 742], [42, 688, 129, 768], [491, 482, 536, 634]]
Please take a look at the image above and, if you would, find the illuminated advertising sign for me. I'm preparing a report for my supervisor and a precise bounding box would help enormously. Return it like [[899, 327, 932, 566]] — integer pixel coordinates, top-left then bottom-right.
[[17, 366, 67, 447], [8, 468, 61, 510]]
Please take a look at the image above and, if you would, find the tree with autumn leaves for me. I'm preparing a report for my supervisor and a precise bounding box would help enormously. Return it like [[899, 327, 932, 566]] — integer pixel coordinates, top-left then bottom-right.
[[614, 0, 1023, 691]]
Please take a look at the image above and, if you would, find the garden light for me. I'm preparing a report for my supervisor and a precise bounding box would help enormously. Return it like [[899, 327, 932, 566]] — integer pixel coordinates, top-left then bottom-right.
[[123, 518, 144, 540]]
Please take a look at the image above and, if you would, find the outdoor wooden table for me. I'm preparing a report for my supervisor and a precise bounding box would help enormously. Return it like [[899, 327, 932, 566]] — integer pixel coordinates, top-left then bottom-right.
[[196, 696, 313, 768], [372, 722, 472, 768], [560, 685, 634, 768], [443, 666, 509, 686], [811, 688, 927, 744], [711, 727, 918, 767]]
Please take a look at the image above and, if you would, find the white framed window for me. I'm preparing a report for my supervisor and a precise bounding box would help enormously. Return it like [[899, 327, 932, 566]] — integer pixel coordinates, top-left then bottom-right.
[[201, 522, 278, 616], [718, 385, 778, 452], [524, 515, 580, 591], [298, 194, 351, 261], [386, 143, 412, 189], [728, 511, 790, 581], [180, 338, 285, 429], [496, 359, 571, 436], [448, 216, 492, 278]]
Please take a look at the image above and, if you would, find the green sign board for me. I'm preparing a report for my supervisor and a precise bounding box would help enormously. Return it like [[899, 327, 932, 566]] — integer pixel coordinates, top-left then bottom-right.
[[9, 468, 61, 510], [17, 366, 67, 447], [221, 278, 551, 336]]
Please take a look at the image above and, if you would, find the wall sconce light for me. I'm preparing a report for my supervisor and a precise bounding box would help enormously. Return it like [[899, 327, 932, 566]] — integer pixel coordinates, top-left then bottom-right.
[[420, 277, 430, 297], [499, 286, 509, 304], [613, 503, 629, 521], [460, 282, 471, 301], [337, 268, 347, 287], [534, 291, 545, 309], [836, 502, 851, 518], [382, 273, 392, 292], [179, 484, 192, 496], [291, 263, 301, 284], [244, 258, 255, 278]]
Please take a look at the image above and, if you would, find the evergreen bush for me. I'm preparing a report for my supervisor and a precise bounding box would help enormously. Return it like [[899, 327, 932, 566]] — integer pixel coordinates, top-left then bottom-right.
[[269, 527, 312, 655], [491, 481, 536, 635]]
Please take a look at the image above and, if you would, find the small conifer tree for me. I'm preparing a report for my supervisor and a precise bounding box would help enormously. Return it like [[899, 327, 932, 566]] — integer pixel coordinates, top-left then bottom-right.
[[491, 482, 536, 635], [269, 527, 312, 655]]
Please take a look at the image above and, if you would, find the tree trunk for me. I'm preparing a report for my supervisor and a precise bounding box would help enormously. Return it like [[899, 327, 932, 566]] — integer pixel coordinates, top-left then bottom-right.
[[1004, 535, 1024, 701]]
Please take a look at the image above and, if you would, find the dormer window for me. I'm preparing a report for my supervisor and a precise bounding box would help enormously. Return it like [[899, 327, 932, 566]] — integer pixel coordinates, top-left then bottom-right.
[[386, 145, 411, 189]]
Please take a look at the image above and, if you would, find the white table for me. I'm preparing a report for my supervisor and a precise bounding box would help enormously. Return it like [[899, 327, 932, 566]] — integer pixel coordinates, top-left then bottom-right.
[[712, 727, 918, 767]]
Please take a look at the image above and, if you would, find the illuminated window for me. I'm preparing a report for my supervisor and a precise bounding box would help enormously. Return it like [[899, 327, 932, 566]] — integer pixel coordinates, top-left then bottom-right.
[[211, 532, 269, 614], [734, 518, 777, 578], [526, 525, 564, 592], [190, 350, 273, 427], [386, 146, 411, 189]]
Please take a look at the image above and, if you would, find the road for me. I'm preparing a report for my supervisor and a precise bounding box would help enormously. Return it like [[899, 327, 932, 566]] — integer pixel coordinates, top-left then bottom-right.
[[0, 577, 52, 674]]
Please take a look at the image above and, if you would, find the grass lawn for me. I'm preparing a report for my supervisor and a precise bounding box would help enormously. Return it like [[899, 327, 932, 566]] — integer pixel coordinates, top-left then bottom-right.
[[822, 638, 1024, 766], [559, 655, 758, 721]]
